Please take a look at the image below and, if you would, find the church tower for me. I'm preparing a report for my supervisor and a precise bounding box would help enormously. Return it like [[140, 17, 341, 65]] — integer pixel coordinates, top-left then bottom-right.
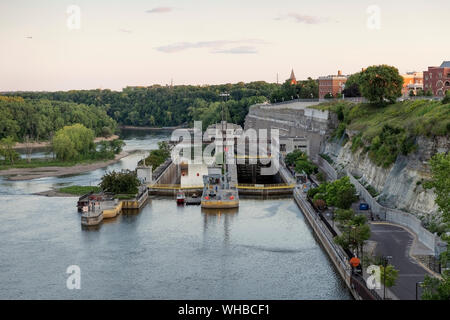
[[289, 69, 297, 85]]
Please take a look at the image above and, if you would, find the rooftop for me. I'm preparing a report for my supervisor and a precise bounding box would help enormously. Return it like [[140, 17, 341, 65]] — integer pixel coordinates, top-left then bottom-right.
[[440, 61, 450, 68]]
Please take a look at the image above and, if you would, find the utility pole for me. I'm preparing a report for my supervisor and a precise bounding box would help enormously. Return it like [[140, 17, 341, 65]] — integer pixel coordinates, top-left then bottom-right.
[[219, 93, 230, 176]]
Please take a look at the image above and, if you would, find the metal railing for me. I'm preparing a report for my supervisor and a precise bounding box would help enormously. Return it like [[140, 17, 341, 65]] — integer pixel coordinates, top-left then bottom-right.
[[148, 184, 203, 190], [236, 183, 295, 190]]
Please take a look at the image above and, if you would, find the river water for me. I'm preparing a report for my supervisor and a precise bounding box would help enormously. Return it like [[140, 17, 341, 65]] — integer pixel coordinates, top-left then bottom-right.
[[0, 130, 351, 299]]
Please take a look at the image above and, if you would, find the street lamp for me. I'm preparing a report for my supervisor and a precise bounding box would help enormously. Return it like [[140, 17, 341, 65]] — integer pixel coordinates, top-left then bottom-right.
[[416, 281, 424, 300], [383, 255, 392, 300]]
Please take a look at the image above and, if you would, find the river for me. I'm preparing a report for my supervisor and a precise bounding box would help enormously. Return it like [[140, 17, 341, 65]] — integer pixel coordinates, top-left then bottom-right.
[[0, 129, 351, 299]]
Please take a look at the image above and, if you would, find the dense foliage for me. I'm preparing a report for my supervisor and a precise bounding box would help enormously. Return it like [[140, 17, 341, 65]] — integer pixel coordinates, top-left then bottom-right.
[[426, 153, 450, 223], [0, 96, 116, 142], [270, 78, 318, 103], [333, 209, 371, 257], [307, 176, 358, 210], [342, 72, 362, 97], [53, 124, 95, 161], [314, 99, 450, 167], [138, 141, 171, 169], [99, 170, 140, 195], [285, 150, 318, 174], [52, 124, 123, 161], [5, 82, 278, 129], [359, 65, 404, 105], [0, 137, 20, 164]]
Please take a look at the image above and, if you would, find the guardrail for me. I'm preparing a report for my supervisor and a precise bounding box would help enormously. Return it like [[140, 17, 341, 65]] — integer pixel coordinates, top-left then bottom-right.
[[148, 184, 203, 190], [236, 183, 295, 190]]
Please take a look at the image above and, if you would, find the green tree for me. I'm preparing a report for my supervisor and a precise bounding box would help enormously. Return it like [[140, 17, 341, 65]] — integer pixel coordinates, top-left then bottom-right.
[[442, 91, 450, 104], [380, 264, 399, 291], [427, 153, 450, 222], [52, 124, 95, 161], [100, 170, 140, 195], [325, 176, 358, 209], [335, 208, 354, 224], [421, 273, 450, 300], [342, 72, 362, 97], [0, 136, 20, 164], [359, 65, 404, 105]]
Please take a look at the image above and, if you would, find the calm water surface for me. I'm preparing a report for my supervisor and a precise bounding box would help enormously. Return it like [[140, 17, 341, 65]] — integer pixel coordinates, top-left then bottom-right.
[[0, 130, 351, 299]]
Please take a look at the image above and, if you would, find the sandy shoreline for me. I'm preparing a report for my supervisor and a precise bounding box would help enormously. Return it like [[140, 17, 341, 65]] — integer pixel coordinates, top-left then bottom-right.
[[13, 135, 120, 150], [0, 150, 130, 181]]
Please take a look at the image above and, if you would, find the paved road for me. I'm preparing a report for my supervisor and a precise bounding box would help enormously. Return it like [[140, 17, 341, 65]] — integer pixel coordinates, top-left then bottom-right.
[[369, 223, 433, 300]]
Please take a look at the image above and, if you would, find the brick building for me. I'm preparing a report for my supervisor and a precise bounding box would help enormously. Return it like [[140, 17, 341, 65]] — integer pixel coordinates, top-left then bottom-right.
[[318, 70, 348, 99], [401, 72, 423, 96], [423, 61, 450, 96]]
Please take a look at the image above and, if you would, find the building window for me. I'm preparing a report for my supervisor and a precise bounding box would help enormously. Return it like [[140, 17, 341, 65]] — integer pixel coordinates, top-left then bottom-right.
[[445, 81, 450, 87]]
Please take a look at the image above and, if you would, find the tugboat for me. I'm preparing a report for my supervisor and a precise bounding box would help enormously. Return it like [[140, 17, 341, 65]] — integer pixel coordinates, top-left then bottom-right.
[[201, 93, 239, 209], [176, 191, 186, 205], [201, 167, 239, 209]]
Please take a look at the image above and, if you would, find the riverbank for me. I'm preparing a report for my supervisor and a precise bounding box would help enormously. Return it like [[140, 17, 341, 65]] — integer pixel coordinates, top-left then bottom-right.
[[0, 150, 131, 181], [119, 125, 185, 131], [13, 134, 120, 150]]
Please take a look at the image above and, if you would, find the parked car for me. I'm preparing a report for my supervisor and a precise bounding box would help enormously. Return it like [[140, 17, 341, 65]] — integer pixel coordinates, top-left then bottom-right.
[[359, 203, 369, 210]]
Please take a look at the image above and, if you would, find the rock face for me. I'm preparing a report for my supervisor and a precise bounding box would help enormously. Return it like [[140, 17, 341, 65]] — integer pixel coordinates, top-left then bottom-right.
[[323, 135, 449, 219], [244, 100, 448, 220]]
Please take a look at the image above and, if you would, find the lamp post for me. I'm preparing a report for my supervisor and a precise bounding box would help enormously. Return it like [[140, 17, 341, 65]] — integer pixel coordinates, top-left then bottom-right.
[[416, 281, 423, 300], [383, 255, 392, 300]]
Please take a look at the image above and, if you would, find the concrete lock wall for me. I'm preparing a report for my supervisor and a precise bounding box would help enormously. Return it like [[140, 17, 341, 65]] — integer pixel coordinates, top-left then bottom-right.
[[244, 104, 338, 161], [317, 157, 338, 181]]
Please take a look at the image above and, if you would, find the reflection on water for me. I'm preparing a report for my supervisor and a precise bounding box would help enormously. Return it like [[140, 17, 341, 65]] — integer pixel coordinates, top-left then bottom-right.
[[0, 196, 351, 299], [0, 129, 351, 300]]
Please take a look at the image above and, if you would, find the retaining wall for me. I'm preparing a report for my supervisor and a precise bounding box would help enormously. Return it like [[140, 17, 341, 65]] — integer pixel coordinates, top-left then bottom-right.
[[315, 158, 442, 254]]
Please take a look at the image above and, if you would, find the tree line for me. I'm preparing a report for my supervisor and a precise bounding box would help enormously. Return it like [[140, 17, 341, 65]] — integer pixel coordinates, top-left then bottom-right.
[[4, 82, 279, 129], [0, 96, 117, 142]]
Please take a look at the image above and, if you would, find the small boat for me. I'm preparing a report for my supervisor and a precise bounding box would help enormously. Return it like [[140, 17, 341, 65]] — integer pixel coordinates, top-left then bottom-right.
[[176, 191, 186, 205], [186, 193, 201, 205]]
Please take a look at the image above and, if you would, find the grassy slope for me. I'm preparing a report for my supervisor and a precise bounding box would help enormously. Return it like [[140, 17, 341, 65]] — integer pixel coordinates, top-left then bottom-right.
[[314, 99, 450, 138], [313, 99, 450, 167]]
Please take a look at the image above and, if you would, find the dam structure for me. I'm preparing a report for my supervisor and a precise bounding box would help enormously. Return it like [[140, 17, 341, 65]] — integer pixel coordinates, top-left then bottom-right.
[[148, 120, 296, 197], [244, 101, 339, 161]]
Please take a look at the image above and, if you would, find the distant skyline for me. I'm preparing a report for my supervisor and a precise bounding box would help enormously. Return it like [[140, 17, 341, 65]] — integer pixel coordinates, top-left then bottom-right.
[[1, 0, 449, 91]]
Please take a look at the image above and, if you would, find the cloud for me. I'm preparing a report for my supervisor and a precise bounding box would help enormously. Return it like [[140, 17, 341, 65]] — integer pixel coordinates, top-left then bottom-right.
[[145, 7, 173, 14], [155, 39, 266, 54], [118, 29, 132, 34], [276, 13, 330, 24], [213, 46, 258, 54]]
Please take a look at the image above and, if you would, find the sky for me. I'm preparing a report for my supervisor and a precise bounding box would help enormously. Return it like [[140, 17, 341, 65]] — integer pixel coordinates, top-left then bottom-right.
[[0, 0, 449, 91]]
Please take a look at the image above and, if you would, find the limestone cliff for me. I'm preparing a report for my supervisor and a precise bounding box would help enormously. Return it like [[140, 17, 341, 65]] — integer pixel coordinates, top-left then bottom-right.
[[322, 135, 449, 220]]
